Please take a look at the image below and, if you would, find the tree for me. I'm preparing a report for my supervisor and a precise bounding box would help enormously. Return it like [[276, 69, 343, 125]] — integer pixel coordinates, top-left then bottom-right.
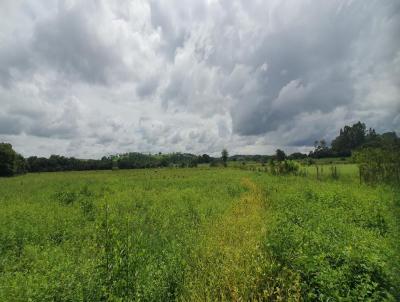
[[276, 149, 286, 162], [201, 154, 211, 163], [221, 148, 228, 167], [331, 121, 366, 155], [0, 143, 26, 176], [0, 143, 15, 176], [288, 152, 307, 160], [309, 139, 333, 158], [354, 142, 400, 184], [14, 154, 27, 175]]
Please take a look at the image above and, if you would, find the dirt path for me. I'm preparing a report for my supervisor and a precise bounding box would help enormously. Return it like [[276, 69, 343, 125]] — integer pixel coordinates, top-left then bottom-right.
[[182, 178, 270, 301]]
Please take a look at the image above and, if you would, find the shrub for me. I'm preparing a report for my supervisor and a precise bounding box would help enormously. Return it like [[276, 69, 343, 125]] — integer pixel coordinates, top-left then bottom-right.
[[54, 191, 78, 205], [269, 160, 300, 175], [354, 146, 400, 184]]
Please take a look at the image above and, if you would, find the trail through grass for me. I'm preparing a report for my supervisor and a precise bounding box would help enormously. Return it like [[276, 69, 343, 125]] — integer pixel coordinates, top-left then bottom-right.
[[183, 178, 270, 300]]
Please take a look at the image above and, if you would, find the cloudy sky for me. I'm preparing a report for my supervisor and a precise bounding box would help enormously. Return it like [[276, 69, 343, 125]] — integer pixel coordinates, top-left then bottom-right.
[[0, 0, 399, 158]]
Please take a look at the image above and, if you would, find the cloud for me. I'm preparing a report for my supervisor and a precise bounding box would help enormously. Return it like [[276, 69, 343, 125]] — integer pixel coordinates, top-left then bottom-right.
[[0, 113, 24, 135], [32, 3, 121, 84], [0, 0, 399, 157]]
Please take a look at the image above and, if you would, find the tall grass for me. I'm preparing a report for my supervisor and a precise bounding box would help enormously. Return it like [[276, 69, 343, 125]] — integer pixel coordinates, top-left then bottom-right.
[[0, 167, 398, 301]]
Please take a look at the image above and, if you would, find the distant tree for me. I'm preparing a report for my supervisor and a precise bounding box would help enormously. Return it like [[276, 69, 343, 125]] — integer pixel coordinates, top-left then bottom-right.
[[363, 129, 396, 149], [276, 149, 286, 162], [288, 152, 308, 160], [331, 121, 366, 155], [210, 160, 220, 167], [381, 132, 398, 145], [0, 143, 16, 176], [14, 154, 27, 174], [221, 148, 228, 167], [198, 154, 211, 163], [188, 160, 198, 168], [311, 122, 398, 159], [309, 139, 333, 158], [0, 143, 26, 176]]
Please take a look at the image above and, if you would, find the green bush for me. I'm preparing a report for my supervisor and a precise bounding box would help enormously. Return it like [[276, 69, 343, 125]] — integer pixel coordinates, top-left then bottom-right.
[[262, 183, 399, 301], [269, 160, 300, 175], [0, 168, 398, 301]]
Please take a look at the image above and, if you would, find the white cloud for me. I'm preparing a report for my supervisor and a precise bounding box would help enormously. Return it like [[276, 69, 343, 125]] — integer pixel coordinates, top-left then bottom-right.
[[0, 0, 399, 157]]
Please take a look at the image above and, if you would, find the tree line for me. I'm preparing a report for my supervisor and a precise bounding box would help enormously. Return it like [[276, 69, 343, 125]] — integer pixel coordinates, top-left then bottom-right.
[[309, 121, 399, 158], [1, 121, 398, 177], [0, 147, 219, 176]]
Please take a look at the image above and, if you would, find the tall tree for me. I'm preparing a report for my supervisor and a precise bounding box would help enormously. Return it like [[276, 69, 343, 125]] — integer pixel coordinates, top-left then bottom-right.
[[0, 143, 26, 176], [331, 121, 366, 154], [221, 148, 228, 167], [276, 149, 286, 162]]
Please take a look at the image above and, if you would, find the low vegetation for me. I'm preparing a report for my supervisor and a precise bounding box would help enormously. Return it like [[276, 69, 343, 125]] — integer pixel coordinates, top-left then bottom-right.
[[0, 166, 399, 301], [354, 145, 400, 185]]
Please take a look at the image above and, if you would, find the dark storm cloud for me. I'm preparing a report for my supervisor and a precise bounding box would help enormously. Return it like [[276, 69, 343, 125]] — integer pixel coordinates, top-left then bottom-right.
[[208, 1, 399, 139], [0, 100, 80, 139]]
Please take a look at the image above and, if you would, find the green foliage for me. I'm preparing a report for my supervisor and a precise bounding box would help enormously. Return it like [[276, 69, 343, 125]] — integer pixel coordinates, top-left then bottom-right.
[[288, 152, 308, 160], [331, 121, 367, 155], [309, 139, 335, 158], [0, 143, 15, 176], [0, 167, 398, 301], [0, 143, 26, 177], [27, 155, 114, 172], [269, 159, 299, 175], [25, 152, 216, 172], [257, 177, 400, 301], [312, 121, 399, 159], [275, 149, 286, 161], [117, 152, 202, 169], [54, 191, 78, 205], [354, 145, 400, 184], [221, 148, 228, 166], [0, 169, 245, 300]]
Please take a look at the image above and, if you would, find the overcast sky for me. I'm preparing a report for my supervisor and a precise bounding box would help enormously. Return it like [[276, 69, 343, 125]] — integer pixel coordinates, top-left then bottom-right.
[[0, 0, 399, 158]]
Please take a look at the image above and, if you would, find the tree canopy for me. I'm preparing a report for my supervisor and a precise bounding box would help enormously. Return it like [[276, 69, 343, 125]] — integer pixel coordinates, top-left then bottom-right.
[[331, 121, 366, 155], [0, 143, 27, 176], [276, 149, 286, 162], [310, 121, 399, 158], [221, 149, 228, 166]]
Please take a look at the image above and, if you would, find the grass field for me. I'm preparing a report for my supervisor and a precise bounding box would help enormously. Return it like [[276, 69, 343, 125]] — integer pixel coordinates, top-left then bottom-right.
[[0, 166, 399, 301]]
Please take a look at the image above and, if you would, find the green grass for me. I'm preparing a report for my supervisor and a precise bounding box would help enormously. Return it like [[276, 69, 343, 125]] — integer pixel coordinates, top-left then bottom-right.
[[0, 166, 398, 301], [302, 163, 358, 181]]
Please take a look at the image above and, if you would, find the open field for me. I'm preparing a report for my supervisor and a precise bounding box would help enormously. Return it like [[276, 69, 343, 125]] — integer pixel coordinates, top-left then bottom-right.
[[0, 166, 399, 301]]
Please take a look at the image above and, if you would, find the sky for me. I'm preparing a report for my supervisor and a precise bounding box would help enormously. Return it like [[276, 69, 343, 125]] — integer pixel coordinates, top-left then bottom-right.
[[0, 0, 399, 158]]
